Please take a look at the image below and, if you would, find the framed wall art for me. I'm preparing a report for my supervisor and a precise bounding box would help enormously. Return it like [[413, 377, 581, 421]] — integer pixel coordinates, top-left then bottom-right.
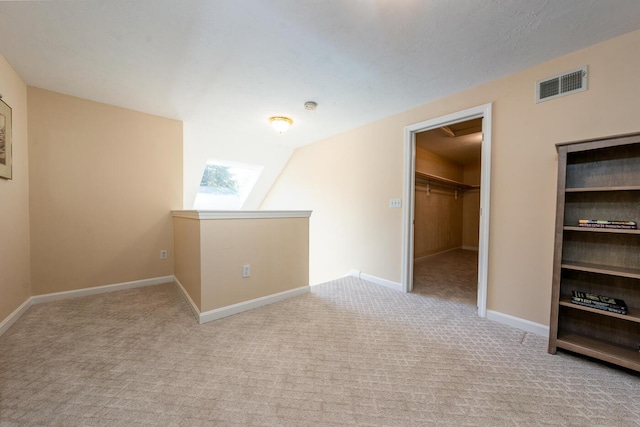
[[0, 96, 11, 180]]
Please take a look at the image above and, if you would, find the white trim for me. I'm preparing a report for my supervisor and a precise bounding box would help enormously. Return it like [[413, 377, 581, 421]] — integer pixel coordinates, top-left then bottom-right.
[[347, 270, 402, 292], [173, 276, 201, 321], [2, 276, 310, 333], [344, 269, 362, 279], [0, 297, 32, 337], [0, 276, 175, 338], [477, 105, 492, 318], [486, 310, 550, 338], [462, 246, 479, 251], [30, 276, 175, 305], [171, 210, 312, 220], [360, 273, 402, 292], [199, 286, 310, 324], [403, 103, 492, 319], [402, 126, 416, 294]]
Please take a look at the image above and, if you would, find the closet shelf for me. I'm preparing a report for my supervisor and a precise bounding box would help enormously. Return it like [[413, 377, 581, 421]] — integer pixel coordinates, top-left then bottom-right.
[[415, 171, 477, 190]]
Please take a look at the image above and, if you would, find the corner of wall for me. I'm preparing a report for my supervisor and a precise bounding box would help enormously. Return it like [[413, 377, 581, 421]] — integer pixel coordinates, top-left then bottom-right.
[[0, 52, 31, 327]]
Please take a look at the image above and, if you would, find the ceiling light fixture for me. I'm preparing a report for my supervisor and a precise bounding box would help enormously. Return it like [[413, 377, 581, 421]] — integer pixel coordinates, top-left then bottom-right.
[[269, 116, 293, 134]]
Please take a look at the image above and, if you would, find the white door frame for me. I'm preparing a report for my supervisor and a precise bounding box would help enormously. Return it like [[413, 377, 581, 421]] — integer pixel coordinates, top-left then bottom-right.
[[402, 103, 492, 318]]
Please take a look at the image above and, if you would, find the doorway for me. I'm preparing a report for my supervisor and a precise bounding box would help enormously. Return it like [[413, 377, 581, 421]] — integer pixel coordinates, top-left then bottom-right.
[[402, 104, 492, 317], [412, 118, 482, 306]]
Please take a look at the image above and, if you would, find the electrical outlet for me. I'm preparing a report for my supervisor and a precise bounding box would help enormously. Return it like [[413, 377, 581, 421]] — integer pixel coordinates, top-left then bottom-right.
[[242, 264, 251, 278], [160, 250, 168, 259], [389, 198, 402, 208]]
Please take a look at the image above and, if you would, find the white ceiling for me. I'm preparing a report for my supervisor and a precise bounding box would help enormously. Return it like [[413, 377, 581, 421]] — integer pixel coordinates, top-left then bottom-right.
[[2, 1, 640, 151]]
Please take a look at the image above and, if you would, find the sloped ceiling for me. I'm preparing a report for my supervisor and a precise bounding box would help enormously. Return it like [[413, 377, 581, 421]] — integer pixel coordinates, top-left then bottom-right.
[[1, 1, 640, 207], [417, 119, 483, 167]]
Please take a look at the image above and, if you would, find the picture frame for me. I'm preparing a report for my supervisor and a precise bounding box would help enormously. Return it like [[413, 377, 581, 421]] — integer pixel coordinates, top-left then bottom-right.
[[0, 97, 12, 180]]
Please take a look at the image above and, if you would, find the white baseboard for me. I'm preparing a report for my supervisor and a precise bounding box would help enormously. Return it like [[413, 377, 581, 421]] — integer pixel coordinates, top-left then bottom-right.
[[486, 310, 549, 338], [0, 297, 32, 337], [198, 286, 310, 324], [347, 270, 402, 292], [344, 270, 360, 280], [174, 277, 200, 321], [0, 275, 175, 338], [30, 276, 175, 305]]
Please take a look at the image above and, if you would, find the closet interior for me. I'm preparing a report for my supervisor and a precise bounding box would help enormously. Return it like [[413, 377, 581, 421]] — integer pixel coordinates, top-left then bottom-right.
[[412, 119, 482, 305]]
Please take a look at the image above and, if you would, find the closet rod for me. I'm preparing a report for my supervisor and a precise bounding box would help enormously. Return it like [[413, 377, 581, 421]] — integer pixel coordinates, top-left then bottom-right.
[[415, 171, 477, 190]]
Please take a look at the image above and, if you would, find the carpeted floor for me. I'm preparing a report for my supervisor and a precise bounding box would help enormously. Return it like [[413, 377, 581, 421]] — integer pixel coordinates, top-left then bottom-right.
[[412, 249, 478, 306], [1, 267, 639, 425]]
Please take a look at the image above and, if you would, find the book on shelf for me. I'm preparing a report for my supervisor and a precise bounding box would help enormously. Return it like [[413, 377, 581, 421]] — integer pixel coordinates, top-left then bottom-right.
[[571, 298, 628, 314], [577, 223, 638, 229], [571, 291, 628, 315], [571, 295, 627, 310], [578, 219, 637, 229]]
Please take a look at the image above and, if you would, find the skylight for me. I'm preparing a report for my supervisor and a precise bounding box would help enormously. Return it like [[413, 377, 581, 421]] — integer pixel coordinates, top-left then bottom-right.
[[193, 160, 263, 210]]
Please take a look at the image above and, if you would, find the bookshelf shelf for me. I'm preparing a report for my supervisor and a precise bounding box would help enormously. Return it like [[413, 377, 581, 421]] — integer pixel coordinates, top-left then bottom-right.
[[557, 334, 640, 372], [563, 226, 640, 235], [561, 261, 640, 280], [549, 133, 640, 373], [565, 186, 640, 192], [559, 298, 640, 324]]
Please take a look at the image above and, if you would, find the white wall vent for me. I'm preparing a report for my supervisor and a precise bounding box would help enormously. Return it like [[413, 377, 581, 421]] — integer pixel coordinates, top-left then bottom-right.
[[535, 66, 588, 103]]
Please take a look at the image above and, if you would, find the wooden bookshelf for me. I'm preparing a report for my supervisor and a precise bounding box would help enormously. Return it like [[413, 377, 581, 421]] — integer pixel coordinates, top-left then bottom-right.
[[549, 133, 640, 373]]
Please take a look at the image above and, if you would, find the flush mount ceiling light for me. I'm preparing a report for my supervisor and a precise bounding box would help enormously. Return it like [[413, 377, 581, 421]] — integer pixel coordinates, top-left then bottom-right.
[[269, 116, 293, 134]]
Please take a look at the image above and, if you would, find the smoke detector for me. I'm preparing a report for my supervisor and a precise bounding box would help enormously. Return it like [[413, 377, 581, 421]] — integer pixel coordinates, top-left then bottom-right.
[[304, 101, 317, 110]]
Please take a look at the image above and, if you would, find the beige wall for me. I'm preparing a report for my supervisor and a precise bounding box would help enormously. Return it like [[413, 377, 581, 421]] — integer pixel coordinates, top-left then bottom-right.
[[173, 217, 201, 309], [0, 54, 31, 322], [28, 88, 182, 295], [173, 214, 310, 313], [261, 29, 640, 326], [200, 217, 309, 312]]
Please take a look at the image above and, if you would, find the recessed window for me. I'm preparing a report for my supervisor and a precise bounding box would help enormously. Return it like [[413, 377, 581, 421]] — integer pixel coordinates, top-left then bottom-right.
[[193, 160, 263, 210]]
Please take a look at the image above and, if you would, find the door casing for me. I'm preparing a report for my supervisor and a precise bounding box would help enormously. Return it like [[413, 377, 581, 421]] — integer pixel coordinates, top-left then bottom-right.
[[402, 103, 492, 317]]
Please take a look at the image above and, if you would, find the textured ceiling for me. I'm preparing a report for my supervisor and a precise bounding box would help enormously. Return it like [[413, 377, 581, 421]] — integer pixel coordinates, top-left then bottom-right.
[[2, 1, 640, 150]]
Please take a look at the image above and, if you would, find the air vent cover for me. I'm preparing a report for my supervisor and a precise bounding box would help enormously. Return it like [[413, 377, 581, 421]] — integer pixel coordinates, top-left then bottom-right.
[[536, 66, 588, 103]]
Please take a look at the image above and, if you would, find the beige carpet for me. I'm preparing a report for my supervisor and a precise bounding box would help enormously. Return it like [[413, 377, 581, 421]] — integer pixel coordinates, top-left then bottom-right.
[[413, 249, 478, 306], [1, 269, 639, 425]]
